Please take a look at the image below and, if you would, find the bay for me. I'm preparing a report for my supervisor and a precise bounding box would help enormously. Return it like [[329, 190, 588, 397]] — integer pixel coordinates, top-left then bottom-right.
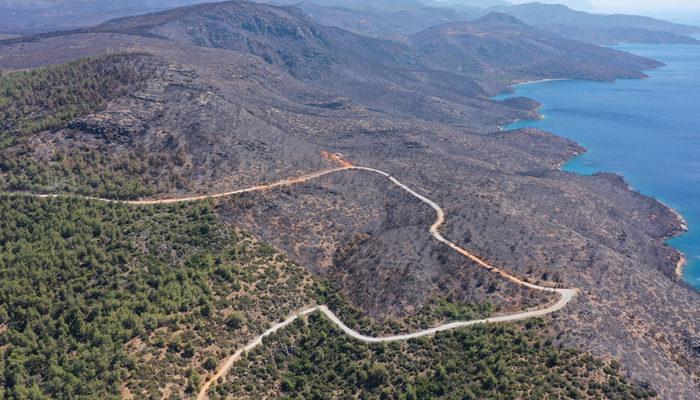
[[495, 42, 700, 289]]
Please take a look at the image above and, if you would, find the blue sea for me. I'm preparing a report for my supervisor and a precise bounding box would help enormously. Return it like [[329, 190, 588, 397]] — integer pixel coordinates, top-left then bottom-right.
[[495, 42, 700, 289]]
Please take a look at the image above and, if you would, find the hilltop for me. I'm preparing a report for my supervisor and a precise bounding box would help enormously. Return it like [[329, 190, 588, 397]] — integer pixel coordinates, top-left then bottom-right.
[[410, 12, 662, 81]]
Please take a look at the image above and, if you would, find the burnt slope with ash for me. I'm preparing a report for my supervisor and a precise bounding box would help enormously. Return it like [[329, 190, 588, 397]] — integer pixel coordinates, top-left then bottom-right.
[[216, 169, 552, 318], [254, 0, 472, 41], [0, 39, 351, 199], [409, 12, 663, 81], [71, 1, 493, 127], [76, 0, 660, 127]]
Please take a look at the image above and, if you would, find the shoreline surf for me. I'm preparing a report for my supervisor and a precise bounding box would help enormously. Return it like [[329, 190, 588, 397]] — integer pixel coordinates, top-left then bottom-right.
[[677, 254, 688, 278], [494, 43, 699, 289]]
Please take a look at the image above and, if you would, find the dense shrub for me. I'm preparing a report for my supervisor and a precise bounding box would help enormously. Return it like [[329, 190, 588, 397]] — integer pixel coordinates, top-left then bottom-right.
[[0, 196, 317, 399], [216, 315, 657, 400]]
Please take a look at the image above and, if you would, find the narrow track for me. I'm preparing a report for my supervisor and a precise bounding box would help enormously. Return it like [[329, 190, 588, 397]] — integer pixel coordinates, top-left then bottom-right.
[[3, 161, 577, 399]]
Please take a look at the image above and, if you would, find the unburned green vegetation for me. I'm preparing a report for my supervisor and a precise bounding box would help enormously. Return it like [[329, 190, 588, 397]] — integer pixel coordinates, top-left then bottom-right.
[[0, 196, 317, 399], [1, 148, 160, 200], [216, 315, 657, 400]]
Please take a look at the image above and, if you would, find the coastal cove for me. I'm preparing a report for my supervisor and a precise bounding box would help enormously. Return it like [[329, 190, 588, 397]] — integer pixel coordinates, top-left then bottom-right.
[[495, 42, 700, 290]]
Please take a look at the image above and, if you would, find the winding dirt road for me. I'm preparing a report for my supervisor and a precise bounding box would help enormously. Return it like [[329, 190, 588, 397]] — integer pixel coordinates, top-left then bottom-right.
[[26, 167, 351, 205], [5, 160, 578, 399], [195, 290, 574, 400]]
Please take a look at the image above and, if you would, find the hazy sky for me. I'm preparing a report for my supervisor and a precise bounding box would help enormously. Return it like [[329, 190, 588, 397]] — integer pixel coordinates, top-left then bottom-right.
[[512, 0, 700, 12], [508, 0, 700, 23], [589, 0, 700, 11]]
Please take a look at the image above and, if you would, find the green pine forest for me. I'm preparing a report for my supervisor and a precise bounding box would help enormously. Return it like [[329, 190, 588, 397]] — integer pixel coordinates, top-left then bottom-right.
[[216, 315, 657, 400], [0, 196, 318, 399]]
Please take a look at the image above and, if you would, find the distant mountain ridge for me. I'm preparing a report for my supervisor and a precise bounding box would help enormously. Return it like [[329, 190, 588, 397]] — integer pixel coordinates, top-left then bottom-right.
[[2, 0, 699, 47], [254, 0, 471, 40], [409, 12, 662, 81], [492, 2, 700, 44], [254, 0, 700, 45], [430, 0, 511, 7], [75, 1, 661, 129], [88, 1, 662, 80]]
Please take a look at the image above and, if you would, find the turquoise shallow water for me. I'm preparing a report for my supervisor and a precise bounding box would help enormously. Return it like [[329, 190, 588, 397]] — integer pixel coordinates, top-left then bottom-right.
[[495, 42, 700, 289]]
